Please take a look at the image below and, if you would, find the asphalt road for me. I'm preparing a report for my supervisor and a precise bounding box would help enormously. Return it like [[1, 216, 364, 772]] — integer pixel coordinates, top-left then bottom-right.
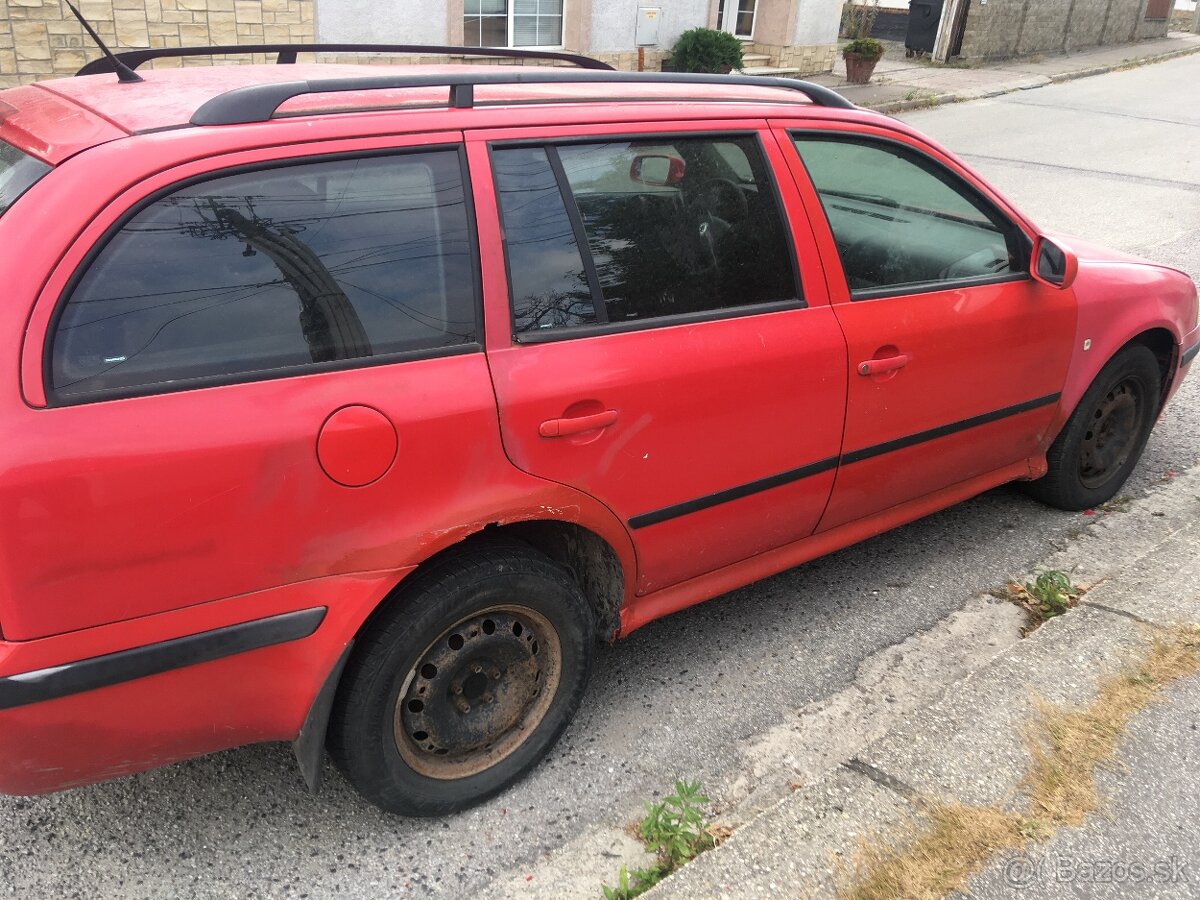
[[1, 56, 1197, 900]]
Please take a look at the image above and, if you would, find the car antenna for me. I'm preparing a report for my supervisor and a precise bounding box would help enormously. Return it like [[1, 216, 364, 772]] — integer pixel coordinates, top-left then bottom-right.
[[63, 0, 144, 83]]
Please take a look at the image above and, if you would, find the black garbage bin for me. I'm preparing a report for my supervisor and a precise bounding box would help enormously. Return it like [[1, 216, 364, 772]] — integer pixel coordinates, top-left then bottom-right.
[[905, 0, 944, 54]]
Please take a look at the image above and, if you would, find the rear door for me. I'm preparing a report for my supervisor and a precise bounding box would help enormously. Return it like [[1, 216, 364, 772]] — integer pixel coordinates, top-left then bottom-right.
[[774, 123, 1076, 531], [470, 122, 848, 594]]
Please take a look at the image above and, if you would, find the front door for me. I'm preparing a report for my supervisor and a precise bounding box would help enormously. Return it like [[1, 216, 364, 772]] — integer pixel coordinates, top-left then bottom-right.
[[776, 125, 1076, 531], [472, 125, 847, 594]]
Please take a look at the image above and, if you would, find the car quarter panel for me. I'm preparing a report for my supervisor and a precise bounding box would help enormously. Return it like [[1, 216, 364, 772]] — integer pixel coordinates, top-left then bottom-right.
[[1, 131, 637, 641]]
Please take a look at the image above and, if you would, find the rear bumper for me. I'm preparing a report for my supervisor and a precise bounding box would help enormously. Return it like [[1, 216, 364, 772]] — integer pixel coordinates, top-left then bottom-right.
[[0, 569, 407, 796]]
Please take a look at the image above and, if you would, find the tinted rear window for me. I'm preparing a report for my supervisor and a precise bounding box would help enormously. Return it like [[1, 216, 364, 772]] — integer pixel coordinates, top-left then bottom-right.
[[0, 140, 50, 217], [50, 149, 477, 402]]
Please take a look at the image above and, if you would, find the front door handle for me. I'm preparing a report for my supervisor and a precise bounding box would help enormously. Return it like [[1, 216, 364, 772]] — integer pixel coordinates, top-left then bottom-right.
[[858, 353, 912, 376], [539, 409, 619, 437]]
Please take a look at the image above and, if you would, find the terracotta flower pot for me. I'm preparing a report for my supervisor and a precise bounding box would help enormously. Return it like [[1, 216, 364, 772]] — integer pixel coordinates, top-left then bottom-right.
[[843, 51, 883, 84]]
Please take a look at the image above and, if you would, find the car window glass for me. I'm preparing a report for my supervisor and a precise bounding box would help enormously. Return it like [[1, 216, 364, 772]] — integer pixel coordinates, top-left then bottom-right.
[[50, 150, 476, 401], [492, 147, 598, 333], [558, 136, 798, 325], [0, 139, 50, 218], [792, 136, 1021, 296]]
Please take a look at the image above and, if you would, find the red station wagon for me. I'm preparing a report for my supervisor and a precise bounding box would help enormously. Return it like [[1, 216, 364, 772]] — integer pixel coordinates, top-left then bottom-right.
[[0, 44, 1196, 815]]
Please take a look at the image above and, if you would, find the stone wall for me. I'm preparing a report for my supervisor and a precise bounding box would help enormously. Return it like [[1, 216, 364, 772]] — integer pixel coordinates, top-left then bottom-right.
[[1, 0, 840, 88], [958, 0, 1172, 59], [0, 0, 314, 87], [746, 40, 837, 72]]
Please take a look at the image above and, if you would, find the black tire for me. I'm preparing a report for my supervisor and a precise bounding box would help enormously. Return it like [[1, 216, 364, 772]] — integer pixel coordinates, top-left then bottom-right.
[[1023, 345, 1161, 511], [328, 543, 594, 816]]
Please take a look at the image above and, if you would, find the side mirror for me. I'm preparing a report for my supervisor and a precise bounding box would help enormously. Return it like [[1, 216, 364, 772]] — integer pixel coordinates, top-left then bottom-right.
[[1030, 236, 1078, 290], [629, 154, 686, 187]]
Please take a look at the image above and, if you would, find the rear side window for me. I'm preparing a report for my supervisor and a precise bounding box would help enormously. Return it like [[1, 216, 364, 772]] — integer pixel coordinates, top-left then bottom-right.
[[494, 134, 800, 338], [0, 140, 50, 217], [49, 149, 476, 402]]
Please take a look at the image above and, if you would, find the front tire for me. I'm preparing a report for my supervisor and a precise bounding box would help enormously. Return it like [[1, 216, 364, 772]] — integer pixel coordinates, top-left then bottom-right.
[[328, 543, 594, 815], [1024, 345, 1161, 511]]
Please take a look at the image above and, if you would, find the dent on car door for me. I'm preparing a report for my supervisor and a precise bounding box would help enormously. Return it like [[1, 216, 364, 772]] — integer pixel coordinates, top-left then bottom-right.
[[476, 128, 848, 593], [778, 128, 1076, 530], [7, 142, 505, 640]]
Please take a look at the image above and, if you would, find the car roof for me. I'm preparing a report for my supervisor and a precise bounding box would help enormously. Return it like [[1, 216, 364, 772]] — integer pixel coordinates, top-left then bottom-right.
[[2, 64, 900, 160]]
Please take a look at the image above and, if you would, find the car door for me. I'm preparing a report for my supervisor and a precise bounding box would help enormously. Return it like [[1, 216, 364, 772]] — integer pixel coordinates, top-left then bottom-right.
[[772, 123, 1076, 531], [469, 123, 848, 594], [6, 134, 503, 640]]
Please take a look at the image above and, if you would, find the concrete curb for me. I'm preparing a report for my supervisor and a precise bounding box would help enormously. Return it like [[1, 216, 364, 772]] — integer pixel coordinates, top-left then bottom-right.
[[648, 467, 1200, 898]]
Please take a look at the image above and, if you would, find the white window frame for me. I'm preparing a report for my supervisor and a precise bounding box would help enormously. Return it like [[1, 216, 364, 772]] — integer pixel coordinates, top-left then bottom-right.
[[464, 0, 566, 50], [718, 0, 758, 40]]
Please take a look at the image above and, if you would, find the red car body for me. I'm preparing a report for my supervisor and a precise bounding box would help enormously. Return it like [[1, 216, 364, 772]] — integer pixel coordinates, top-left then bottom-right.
[[0, 62, 1195, 799]]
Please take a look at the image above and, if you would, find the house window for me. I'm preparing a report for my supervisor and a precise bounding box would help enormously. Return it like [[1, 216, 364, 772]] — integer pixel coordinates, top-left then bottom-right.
[[464, 0, 564, 48], [717, 0, 757, 39]]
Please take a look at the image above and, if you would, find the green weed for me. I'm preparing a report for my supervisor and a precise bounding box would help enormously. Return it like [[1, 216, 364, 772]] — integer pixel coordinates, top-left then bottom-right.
[[600, 780, 720, 898]]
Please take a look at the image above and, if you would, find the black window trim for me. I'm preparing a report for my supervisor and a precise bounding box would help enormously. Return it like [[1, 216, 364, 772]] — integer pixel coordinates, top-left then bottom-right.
[[788, 129, 1034, 302], [488, 128, 807, 345], [42, 143, 484, 408]]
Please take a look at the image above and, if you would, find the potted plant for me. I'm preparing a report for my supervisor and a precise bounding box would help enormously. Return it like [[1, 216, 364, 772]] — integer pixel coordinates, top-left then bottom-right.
[[670, 27, 744, 74], [842, 36, 884, 84]]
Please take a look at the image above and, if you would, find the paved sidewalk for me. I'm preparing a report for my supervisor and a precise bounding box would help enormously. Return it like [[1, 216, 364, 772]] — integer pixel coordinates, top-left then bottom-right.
[[806, 32, 1200, 112], [649, 467, 1200, 898]]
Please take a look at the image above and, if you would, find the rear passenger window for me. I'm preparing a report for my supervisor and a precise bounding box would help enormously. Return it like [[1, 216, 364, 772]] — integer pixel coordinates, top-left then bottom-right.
[[494, 135, 799, 337], [49, 150, 476, 402]]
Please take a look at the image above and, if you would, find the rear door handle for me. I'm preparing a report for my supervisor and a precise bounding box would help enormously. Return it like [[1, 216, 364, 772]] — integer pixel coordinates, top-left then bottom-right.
[[539, 409, 619, 437], [858, 353, 912, 376]]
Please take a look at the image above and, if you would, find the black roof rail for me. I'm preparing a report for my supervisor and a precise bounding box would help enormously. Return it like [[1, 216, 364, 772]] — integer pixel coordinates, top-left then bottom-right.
[[75, 43, 615, 77], [190, 70, 855, 126]]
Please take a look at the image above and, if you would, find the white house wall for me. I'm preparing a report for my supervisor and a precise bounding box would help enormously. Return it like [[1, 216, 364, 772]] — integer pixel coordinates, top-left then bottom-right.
[[793, 0, 843, 45], [589, 0, 713, 52], [318, 0, 450, 43]]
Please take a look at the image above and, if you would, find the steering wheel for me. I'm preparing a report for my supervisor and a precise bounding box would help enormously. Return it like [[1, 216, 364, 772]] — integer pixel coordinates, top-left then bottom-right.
[[683, 178, 749, 271], [687, 178, 749, 226]]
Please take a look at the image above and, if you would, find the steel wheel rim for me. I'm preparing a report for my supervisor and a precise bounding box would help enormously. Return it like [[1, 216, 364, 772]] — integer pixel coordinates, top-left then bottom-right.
[[1078, 377, 1142, 490], [394, 605, 562, 780]]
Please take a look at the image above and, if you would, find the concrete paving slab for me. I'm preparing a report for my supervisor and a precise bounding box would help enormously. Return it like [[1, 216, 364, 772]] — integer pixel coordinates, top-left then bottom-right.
[[964, 673, 1200, 898], [646, 766, 913, 899]]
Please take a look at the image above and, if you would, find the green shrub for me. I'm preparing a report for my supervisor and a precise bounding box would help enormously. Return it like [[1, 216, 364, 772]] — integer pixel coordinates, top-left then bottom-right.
[[843, 37, 884, 58], [670, 28, 744, 74]]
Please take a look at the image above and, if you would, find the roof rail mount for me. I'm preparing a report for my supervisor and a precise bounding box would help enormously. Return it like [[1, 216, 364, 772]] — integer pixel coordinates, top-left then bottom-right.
[[189, 70, 856, 127], [75, 43, 615, 77]]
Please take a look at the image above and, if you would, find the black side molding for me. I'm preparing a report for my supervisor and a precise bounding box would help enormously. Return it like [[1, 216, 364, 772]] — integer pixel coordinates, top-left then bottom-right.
[[0, 607, 326, 711], [629, 457, 839, 529], [626, 392, 1062, 530], [1181, 341, 1199, 369], [841, 393, 1061, 465]]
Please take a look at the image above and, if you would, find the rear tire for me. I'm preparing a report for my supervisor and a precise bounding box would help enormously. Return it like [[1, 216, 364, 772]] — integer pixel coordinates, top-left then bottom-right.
[[328, 543, 594, 816], [1023, 345, 1160, 511]]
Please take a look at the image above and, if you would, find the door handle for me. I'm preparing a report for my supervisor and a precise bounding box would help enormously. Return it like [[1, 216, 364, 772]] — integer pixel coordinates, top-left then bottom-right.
[[539, 409, 619, 437], [858, 353, 912, 376]]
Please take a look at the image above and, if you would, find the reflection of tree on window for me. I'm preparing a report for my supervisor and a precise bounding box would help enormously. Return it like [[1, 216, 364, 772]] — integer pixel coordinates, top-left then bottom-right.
[[50, 151, 477, 400], [212, 204, 372, 363]]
